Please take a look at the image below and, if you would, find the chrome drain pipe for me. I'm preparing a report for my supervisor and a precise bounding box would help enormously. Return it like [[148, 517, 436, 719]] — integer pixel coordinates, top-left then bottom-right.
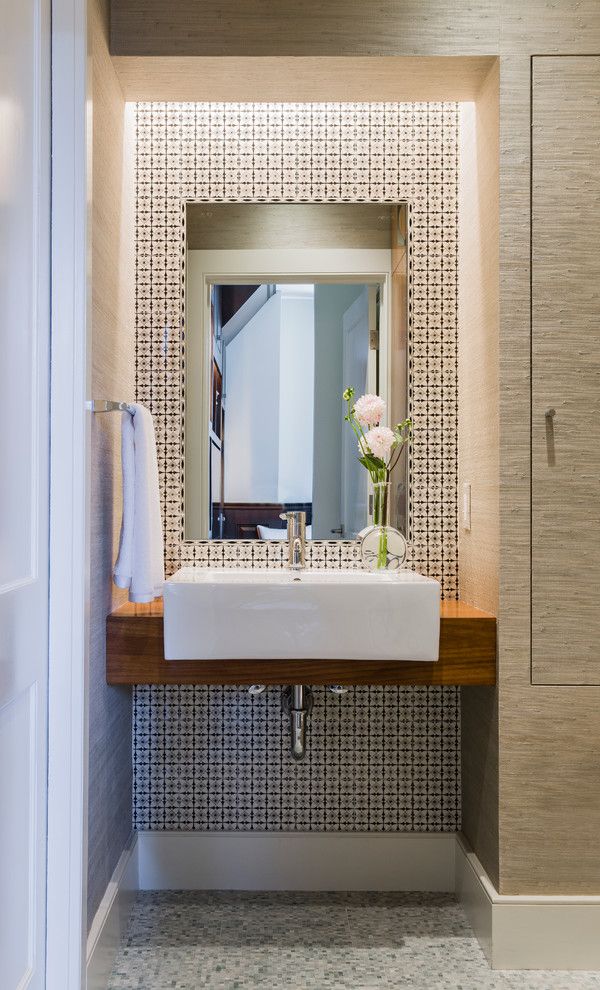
[[282, 685, 313, 761]]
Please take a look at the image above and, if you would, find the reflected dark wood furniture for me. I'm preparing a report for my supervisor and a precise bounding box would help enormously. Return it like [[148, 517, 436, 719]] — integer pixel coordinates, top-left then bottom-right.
[[214, 502, 313, 539], [106, 599, 496, 686]]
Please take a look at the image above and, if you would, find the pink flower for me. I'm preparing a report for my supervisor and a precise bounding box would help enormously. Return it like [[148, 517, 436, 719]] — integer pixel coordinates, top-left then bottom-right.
[[353, 393, 386, 428], [359, 426, 396, 461]]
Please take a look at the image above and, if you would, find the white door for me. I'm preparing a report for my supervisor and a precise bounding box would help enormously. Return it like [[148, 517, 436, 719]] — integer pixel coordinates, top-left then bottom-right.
[[341, 288, 372, 538], [0, 1, 51, 987]]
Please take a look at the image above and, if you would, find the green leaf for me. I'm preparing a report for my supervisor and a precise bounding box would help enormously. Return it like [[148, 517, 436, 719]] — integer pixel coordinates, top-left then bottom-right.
[[358, 454, 386, 473]]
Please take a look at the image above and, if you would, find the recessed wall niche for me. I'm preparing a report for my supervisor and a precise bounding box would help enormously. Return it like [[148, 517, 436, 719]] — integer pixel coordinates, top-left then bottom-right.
[[133, 102, 461, 833]]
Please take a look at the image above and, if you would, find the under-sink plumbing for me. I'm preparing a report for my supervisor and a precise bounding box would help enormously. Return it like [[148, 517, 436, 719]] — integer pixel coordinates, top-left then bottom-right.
[[248, 684, 347, 760], [248, 684, 266, 696], [282, 685, 314, 760]]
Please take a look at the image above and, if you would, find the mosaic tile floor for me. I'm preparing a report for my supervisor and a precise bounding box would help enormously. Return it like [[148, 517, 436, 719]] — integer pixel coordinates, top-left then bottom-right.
[[109, 892, 600, 990]]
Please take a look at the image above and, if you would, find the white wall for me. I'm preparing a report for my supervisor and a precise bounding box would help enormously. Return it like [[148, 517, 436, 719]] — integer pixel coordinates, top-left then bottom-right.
[[224, 293, 281, 502], [312, 284, 366, 538], [225, 286, 314, 504], [277, 285, 314, 504]]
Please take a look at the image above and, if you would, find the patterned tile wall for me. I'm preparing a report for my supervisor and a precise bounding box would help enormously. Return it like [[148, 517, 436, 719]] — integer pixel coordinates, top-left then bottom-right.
[[134, 686, 460, 831], [133, 103, 460, 832]]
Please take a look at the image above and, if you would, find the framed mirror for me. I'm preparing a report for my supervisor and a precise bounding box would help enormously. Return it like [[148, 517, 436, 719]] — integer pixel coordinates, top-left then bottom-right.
[[183, 203, 409, 542]]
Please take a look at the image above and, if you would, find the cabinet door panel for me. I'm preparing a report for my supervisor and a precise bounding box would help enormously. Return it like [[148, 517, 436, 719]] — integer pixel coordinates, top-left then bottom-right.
[[532, 56, 600, 684]]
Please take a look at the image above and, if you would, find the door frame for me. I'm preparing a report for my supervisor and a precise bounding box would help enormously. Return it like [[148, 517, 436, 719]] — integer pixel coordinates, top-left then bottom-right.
[[46, 0, 89, 984]]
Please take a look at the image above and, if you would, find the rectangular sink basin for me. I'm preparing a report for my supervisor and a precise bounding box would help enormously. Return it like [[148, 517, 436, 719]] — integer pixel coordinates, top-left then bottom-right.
[[163, 567, 440, 662]]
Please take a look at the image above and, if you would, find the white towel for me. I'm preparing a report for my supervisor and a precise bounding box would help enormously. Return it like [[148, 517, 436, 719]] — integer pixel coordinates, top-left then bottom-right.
[[113, 404, 164, 603]]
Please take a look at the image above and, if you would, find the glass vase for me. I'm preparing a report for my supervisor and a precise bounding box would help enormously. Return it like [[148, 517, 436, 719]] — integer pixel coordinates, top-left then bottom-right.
[[372, 481, 391, 570], [360, 480, 408, 571]]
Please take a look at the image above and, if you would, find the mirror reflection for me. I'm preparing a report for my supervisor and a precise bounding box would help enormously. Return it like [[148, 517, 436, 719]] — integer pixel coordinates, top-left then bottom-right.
[[183, 204, 408, 541]]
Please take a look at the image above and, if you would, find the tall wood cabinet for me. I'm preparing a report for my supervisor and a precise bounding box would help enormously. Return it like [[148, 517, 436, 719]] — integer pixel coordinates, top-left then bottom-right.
[[531, 55, 600, 684]]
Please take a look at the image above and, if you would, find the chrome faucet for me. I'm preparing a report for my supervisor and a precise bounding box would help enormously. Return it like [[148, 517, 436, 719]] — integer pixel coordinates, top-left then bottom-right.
[[280, 510, 306, 570]]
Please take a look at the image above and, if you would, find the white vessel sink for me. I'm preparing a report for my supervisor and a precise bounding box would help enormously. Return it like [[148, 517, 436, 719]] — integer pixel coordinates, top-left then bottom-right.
[[163, 567, 440, 662]]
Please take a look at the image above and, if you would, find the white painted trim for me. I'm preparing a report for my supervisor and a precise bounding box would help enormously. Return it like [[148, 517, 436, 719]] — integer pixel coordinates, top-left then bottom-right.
[[46, 0, 90, 986], [455, 835, 600, 970], [455, 834, 494, 964], [86, 835, 139, 990], [136, 831, 455, 892]]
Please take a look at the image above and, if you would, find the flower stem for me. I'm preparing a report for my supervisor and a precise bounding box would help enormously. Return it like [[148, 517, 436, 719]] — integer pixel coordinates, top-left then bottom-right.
[[377, 527, 388, 569]]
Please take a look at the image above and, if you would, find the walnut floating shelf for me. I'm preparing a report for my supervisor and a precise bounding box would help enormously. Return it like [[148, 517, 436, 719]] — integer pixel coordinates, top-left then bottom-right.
[[106, 599, 496, 686]]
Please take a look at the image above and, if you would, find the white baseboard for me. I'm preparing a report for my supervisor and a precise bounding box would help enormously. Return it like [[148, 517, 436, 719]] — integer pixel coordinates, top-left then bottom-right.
[[86, 831, 600, 983], [86, 834, 139, 990], [455, 834, 600, 970], [136, 830, 456, 892], [455, 834, 494, 963]]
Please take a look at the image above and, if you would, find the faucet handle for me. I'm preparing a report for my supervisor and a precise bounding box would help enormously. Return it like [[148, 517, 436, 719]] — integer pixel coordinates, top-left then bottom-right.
[[280, 510, 306, 533]]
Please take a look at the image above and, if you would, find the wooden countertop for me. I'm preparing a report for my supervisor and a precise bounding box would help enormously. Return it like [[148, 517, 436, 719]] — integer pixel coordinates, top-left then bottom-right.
[[106, 597, 496, 686]]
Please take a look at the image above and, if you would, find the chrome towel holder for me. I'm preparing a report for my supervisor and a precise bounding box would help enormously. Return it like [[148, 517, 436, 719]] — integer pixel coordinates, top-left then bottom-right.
[[87, 399, 135, 415]]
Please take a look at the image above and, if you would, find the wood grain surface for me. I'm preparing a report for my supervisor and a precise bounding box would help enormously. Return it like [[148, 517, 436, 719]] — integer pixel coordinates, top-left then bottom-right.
[[106, 598, 497, 686]]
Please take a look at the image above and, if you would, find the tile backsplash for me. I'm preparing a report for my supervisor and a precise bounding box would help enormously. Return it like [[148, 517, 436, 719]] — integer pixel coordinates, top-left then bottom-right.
[[134, 685, 460, 831], [133, 102, 460, 833]]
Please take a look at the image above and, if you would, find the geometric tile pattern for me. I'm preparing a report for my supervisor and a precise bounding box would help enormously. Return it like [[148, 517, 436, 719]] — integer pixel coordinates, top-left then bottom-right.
[[134, 102, 459, 594], [133, 103, 460, 833], [133, 685, 460, 831], [109, 891, 600, 990]]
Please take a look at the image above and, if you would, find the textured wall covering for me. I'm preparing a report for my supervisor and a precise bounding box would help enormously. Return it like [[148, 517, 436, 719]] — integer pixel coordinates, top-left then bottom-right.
[[88, 0, 135, 927], [457, 63, 500, 888], [132, 102, 460, 832]]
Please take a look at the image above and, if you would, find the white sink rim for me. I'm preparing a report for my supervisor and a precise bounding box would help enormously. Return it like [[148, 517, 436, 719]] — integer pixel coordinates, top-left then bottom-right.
[[163, 566, 441, 663], [166, 566, 434, 585]]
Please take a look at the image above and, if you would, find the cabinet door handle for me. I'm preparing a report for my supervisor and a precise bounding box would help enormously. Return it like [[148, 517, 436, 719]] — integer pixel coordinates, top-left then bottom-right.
[[544, 408, 556, 466]]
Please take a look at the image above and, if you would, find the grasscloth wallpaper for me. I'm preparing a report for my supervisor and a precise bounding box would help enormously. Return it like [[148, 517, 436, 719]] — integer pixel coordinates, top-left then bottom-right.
[[133, 102, 460, 832]]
